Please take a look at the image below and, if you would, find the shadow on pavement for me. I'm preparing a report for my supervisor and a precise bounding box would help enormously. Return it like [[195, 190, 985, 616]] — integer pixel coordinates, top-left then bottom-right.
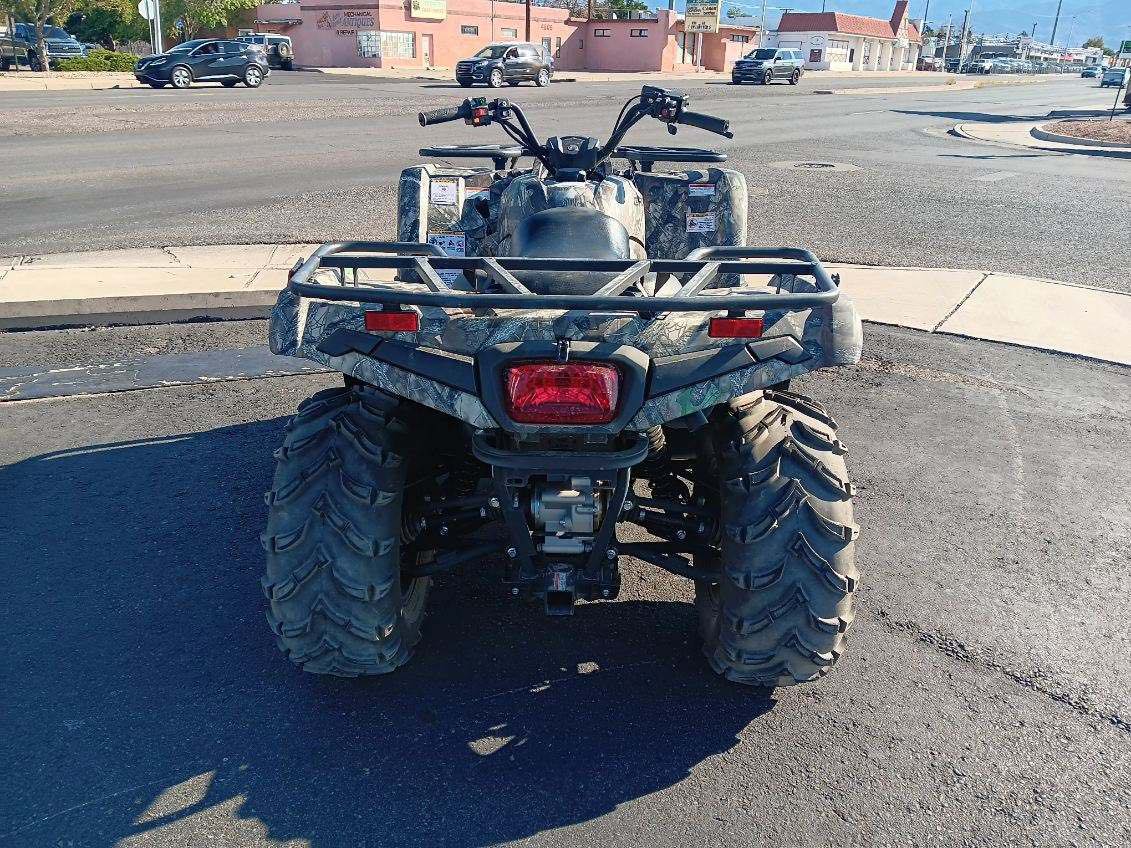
[[892, 108, 1071, 123], [0, 418, 773, 847]]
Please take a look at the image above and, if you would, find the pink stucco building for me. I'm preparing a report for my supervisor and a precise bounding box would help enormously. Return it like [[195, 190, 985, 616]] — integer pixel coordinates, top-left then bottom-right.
[[253, 2, 759, 73]]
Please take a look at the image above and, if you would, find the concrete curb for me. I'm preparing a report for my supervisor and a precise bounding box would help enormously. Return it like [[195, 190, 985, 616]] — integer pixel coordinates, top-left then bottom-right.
[[1, 246, 1128, 366], [1030, 122, 1131, 149], [952, 120, 1131, 158]]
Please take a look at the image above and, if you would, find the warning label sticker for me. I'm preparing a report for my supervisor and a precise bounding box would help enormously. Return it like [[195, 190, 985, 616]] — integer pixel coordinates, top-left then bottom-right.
[[686, 213, 717, 233], [427, 233, 465, 285], [429, 179, 459, 206], [688, 182, 714, 197]]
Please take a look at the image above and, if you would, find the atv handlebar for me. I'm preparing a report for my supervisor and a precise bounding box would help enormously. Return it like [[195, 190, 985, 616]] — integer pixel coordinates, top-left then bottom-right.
[[415, 85, 732, 177], [418, 104, 467, 126], [677, 110, 733, 139]]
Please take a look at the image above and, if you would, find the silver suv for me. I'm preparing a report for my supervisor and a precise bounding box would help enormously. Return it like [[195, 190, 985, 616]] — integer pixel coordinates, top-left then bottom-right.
[[731, 47, 805, 85]]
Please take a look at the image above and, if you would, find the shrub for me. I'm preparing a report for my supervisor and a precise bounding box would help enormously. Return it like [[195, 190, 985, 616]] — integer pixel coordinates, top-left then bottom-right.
[[54, 50, 140, 72]]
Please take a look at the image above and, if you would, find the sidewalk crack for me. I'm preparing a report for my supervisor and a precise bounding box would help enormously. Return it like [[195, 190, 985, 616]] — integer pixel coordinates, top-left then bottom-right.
[[933, 272, 989, 332], [161, 246, 182, 265]]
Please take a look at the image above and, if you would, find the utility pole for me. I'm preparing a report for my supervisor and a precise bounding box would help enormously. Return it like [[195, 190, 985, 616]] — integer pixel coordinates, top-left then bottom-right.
[[1049, 0, 1062, 47], [942, 14, 952, 66], [921, 0, 930, 41], [758, 0, 768, 49], [956, 8, 969, 73], [525, 0, 531, 42]]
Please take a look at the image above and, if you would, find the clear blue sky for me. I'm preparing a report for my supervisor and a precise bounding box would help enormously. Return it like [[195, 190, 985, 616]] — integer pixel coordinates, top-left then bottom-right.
[[671, 1, 1129, 50]]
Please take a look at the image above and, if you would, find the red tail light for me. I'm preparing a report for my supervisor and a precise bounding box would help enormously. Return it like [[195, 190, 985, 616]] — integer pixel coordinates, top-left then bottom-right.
[[708, 316, 764, 338], [504, 362, 620, 424]]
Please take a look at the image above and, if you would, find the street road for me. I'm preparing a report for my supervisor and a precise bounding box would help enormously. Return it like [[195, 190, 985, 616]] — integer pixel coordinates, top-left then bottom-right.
[[1, 75, 1128, 289], [1, 319, 1129, 847]]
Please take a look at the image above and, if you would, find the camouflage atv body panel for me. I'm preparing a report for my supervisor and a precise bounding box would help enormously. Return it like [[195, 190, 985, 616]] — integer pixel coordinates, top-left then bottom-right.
[[271, 164, 860, 434], [396, 165, 749, 263], [269, 276, 861, 434]]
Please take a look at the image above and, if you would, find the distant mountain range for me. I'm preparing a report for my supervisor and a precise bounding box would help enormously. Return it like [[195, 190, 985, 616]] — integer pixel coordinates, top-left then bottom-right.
[[687, 1, 1128, 51]]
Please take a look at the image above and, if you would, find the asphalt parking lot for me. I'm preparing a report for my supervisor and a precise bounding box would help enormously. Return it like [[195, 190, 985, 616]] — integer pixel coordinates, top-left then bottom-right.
[[1, 319, 1129, 847]]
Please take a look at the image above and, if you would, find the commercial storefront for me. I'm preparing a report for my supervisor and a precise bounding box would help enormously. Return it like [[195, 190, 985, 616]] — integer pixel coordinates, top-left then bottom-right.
[[253, 1, 758, 72], [767, 0, 921, 71], [254, 1, 575, 69]]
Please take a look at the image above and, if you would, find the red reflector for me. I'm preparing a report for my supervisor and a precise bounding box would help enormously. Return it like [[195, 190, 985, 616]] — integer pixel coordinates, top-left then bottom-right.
[[505, 362, 620, 425], [364, 310, 419, 333], [708, 316, 764, 338]]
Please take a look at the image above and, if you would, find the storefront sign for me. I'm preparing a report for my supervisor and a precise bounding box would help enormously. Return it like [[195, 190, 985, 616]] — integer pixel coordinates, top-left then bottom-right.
[[316, 10, 375, 34], [409, 0, 446, 21], [684, 1, 720, 34]]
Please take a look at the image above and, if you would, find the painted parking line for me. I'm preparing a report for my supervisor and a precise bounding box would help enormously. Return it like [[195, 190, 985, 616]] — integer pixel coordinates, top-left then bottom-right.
[[0, 346, 329, 402], [972, 171, 1018, 182]]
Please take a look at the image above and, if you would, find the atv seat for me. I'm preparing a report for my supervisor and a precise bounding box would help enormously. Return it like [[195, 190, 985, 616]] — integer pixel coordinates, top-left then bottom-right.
[[509, 207, 633, 295]]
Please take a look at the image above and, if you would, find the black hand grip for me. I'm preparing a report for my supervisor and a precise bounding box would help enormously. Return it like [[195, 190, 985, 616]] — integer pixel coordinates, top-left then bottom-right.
[[678, 110, 733, 139], [419, 104, 466, 127]]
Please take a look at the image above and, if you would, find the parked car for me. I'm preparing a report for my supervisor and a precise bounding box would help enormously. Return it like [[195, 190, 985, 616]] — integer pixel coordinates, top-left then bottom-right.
[[1100, 67, 1128, 88], [455, 42, 552, 88], [1080, 66, 1101, 78], [8, 22, 83, 70], [0, 28, 30, 71], [134, 39, 270, 89], [731, 47, 805, 85], [966, 58, 993, 74], [236, 33, 293, 71]]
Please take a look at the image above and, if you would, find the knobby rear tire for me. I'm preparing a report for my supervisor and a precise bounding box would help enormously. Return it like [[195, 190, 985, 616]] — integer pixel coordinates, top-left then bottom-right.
[[261, 385, 431, 676], [696, 390, 859, 687]]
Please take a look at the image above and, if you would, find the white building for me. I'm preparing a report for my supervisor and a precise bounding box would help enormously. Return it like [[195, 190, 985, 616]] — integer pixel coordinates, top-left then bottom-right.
[[767, 0, 922, 71]]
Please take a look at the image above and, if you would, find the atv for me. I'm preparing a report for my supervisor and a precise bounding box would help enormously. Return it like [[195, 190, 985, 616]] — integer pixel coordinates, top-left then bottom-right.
[[264, 86, 862, 687]]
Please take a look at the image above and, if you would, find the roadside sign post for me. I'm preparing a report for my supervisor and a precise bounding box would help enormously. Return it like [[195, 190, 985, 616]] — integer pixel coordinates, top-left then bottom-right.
[[138, 0, 162, 54], [1111, 76, 1126, 122]]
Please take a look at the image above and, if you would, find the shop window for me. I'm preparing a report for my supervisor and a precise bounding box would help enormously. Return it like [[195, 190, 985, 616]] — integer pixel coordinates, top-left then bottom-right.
[[357, 31, 380, 59], [554, 37, 561, 57], [730, 34, 750, 43], [594, 28, 611, 37], [461, 25, 478, 36], [501, 27, 518, 38], [630, 29, 648, 37], [381, 30, 415, 59]]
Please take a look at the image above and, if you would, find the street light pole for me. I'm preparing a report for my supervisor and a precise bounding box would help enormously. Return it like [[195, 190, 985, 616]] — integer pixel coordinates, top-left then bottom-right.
[[1049, 0, 1062, 47]]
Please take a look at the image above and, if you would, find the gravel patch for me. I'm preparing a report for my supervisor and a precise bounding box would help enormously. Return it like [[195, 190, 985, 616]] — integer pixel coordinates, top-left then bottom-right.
[[1043, 118, 1131, 145]]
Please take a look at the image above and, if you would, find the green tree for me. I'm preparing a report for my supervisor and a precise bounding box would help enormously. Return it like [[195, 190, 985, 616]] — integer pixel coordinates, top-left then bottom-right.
[[726, 5, 747, 17], [66, 0, 148, 49], [1082, 36, 1104, 49], [159, 0, 258, 42]]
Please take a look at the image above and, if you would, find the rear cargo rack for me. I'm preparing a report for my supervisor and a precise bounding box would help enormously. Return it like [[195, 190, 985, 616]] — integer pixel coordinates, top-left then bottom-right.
[[287, 242, 840, 314]]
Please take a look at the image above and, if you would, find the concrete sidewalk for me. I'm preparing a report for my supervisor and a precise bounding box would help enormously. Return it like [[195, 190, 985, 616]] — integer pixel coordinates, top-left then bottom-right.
[[953, 119, 1131, 158], [1, 245, 1128, 365], [0, 71, 141, 91], [0, 67, 1057, 93]]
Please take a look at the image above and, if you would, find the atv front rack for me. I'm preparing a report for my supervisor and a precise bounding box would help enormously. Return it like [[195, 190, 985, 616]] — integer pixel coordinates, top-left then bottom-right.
[[287, 242, 840, 314]]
